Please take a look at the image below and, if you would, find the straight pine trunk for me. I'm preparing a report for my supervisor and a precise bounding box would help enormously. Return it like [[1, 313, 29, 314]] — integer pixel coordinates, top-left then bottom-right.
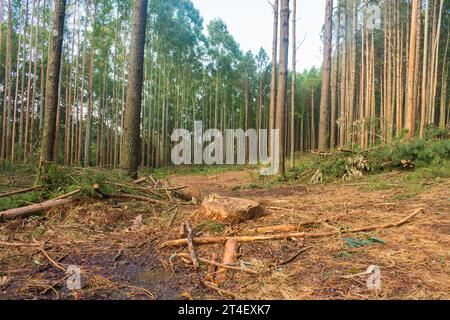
[[39, 0, 66, 164], [318, 0, 333, 151], [120, 0, 148, 178]]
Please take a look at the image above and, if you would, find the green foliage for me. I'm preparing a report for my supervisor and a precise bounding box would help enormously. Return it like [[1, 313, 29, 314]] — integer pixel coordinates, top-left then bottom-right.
[[289, 128, 450, 184], [344, 237, 387, 249]]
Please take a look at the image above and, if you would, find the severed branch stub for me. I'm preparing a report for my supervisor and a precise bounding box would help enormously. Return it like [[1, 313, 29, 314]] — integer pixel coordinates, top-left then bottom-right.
[[186, 222, 200, 270]]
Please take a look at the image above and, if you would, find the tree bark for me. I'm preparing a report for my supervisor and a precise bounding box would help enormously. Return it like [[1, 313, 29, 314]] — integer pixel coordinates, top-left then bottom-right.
[[39, 0, 66, 164], [405, 0, 420, 138], [275, 0, 290, 176], [290, 0, 297, 167], [318, 0, 334, 151], [120, 0, 148, 178], [269, 0, 279, 151]]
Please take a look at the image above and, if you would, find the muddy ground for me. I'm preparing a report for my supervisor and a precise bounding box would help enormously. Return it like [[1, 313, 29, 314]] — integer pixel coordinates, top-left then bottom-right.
[[0, 170, 449, 300]]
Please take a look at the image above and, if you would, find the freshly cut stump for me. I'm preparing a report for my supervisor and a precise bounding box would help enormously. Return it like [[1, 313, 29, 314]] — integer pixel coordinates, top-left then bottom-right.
[[197, 195, 265, 224]]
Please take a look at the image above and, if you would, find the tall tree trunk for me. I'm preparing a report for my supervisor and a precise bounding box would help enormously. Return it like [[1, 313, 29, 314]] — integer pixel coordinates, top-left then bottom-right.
[[84, 1, 98, 167], [120, 0, 148, 178], [330, 0, 340, 150], [405, 0, 420, 138], [290, 0, 297, 168], [24, 0, 36, 161], [269, 0, 279, 151], [276, 0, 290, 176], [339, 0, 347, 147], [1, 0, 12, 160], [40, 0, 66, 165], [347, 0, 357, 146], [318, 0, 333, 151], [29, 0, 42, 157], [420, 0, 430, 138]]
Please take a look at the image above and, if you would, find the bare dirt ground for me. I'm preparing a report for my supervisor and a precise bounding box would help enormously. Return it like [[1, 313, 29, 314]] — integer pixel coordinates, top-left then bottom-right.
[[1, 170, 449, 300]]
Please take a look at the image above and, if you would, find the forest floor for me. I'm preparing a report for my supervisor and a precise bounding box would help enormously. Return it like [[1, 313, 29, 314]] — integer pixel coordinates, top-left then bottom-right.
[[0, 166, 449, 300]]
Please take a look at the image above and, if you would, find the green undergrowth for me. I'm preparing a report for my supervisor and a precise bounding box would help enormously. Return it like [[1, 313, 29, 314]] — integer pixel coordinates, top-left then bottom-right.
[[0, 163, 135, 212], [286, 126, 450, 186]]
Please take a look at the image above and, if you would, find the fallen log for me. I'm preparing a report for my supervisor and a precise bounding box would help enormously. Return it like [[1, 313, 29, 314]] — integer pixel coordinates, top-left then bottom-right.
[[245, 225, 297, 235], [161, 232, 306, 248], [306, 208, 425, 238], [0, 186, 42, 199], [161, 208, 425, 248], [216, 239, 239, 283], [0, 198, 74, 222], [93, 183, 168, 205]]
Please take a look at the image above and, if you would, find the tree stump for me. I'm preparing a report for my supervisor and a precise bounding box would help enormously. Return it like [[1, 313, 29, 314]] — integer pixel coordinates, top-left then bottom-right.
[[197, 195, 265, 224]]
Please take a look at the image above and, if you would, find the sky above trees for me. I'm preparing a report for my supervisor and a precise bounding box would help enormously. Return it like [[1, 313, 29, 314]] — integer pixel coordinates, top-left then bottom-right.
[[191, 0, 326, 71]]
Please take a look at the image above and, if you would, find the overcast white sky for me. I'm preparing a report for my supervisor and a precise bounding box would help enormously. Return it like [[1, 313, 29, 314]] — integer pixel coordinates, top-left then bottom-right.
[[191, 0, 326, 71]]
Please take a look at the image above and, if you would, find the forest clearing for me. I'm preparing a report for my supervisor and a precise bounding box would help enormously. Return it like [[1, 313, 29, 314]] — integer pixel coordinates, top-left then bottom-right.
[[0, 0, 449, 303]]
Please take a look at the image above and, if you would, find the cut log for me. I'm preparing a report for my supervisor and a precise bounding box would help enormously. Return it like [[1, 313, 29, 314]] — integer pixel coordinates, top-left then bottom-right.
[[197, 195, 265, 224], [216, 239, 239, 283], [161, 232, 306, 248], [245, 225, 297, 235], [162, 208, 425, 248], [0, 198, 74, 222]]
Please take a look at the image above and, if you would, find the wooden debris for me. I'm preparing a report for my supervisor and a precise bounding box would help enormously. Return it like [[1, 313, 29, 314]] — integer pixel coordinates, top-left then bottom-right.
[[133, 177, 148, 184], [306, 208, 426, 238], [202, 281, 239, 300], [0, 190, 79, 222], [0, 186, 43, 199], [177, 253, 257, 275], [186, 222, 200, 270], [167, 206, 180, 227], [93, 183, 168, 205], [205, 253, 219, 281], [162, 208, 425, 248], [216, 239, 239, 283], [179, 222, 188, 238], [161, 232, 306, 248], [245, 225, 297, 235], [278, 246, 313, 266], [197, 195, 265, 224]]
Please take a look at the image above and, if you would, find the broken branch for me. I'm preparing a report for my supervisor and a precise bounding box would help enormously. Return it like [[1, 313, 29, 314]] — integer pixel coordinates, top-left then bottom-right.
[[0, 186, 42, 199], [186, 222, 200, 270]]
